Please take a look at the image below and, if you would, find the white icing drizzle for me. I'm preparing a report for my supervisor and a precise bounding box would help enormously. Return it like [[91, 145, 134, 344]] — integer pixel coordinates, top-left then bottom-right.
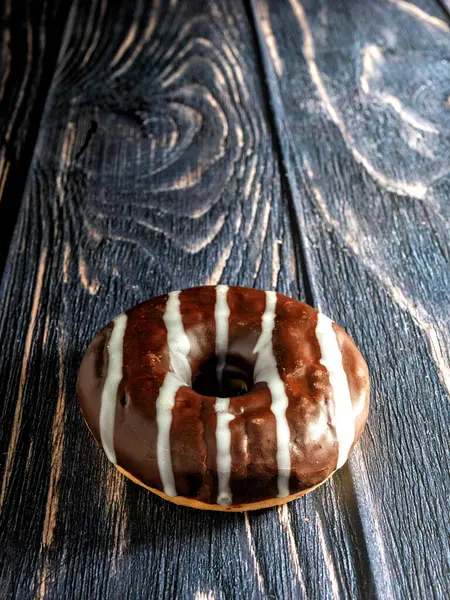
[[253, 291, 291, 498], [215, 285, 230, 387], [156, 372, 184, 497], [354, 389, 367, 418], [156, 290, 192, 496], [99, 313, 128, 464], [163, 290, 192, 386], [315, 313, 355, 469], [215, 397, 235, 506]]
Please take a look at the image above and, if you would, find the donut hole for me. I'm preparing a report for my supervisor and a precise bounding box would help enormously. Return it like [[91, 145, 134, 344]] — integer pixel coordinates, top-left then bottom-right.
[[192, 355, 254, 398]]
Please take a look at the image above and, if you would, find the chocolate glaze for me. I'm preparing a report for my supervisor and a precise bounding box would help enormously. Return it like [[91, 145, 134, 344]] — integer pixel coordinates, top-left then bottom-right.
[[77, 286, 370, 507]]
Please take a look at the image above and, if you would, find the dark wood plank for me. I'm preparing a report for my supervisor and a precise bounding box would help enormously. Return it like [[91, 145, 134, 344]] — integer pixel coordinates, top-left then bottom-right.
[[0, 0, 69, 273], [250, 0, 450, 597], [0, 1, 351, 599]]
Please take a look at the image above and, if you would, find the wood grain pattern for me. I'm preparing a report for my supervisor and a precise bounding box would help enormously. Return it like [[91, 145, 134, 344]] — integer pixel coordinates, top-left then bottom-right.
[[0, 0, 69, 272], [250, 0, 450, 596], [0, 0, 448, 598], [0, 1, 304, 598]]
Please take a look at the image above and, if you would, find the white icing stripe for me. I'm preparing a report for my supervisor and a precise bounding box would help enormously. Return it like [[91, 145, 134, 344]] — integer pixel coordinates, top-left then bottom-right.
[[215, 285, 230, 387], [215, 397, 235, 506], [163, 290, 192, 386], [156, 372, 184, 497], [315, 313, 355, 469], [253, 291, 291, 498], [354, 389, 367, 418], [156, 290, 192, 496], [99, 313, 128, 464]]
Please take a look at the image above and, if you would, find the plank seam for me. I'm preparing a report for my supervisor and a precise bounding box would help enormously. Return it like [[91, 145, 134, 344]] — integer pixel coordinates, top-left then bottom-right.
[[245, 1, 383, 597], [241, 0, 315, 307]]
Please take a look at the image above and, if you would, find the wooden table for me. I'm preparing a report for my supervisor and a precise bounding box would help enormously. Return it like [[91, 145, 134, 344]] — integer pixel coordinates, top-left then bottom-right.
[[1, 0, 449, 597]]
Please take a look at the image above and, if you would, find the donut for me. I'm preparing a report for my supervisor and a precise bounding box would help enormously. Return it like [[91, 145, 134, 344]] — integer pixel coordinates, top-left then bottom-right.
[[77, 286, 369, 511]]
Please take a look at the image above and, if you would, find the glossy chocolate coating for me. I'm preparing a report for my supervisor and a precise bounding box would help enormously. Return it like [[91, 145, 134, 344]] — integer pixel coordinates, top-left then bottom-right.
[[77, 286, 370, 507]]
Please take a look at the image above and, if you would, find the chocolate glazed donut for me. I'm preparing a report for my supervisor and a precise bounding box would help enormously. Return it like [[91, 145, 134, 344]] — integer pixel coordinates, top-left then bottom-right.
[[77, 286, 370, 511]]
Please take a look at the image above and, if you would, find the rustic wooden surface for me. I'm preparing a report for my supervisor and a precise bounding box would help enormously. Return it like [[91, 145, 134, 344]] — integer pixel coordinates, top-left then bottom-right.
[[0, 0, 69, 271], [0, 0, 449, 598]]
